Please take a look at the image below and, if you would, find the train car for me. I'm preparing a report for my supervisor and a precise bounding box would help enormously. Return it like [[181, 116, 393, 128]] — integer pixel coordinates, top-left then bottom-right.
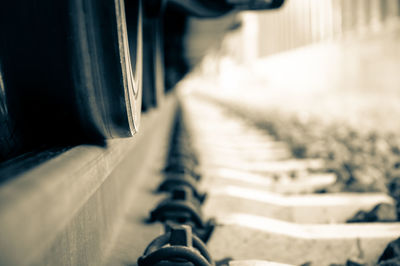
[[0, 1, 284, 265], [0, 0, 284, 163]]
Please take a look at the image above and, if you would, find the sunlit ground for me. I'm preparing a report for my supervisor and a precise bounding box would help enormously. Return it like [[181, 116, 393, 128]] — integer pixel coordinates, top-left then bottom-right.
[[180, 28, 400, 195]]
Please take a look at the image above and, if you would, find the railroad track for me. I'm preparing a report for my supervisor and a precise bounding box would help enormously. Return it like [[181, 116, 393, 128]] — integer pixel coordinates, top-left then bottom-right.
[[2, 83, 399, 265], [179, 93, 400, 266], [5, 1, 399, 265], [104, 88, 400, 266]]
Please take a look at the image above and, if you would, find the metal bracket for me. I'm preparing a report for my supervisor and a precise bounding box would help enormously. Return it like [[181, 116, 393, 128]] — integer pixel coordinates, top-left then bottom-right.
[[157, 175, 207, 203], [149, 187, 215, 242], [138, 224, 214, 266]]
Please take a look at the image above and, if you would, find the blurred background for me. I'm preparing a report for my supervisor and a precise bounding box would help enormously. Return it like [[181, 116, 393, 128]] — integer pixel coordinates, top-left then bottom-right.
[[184, 0, 400, 64], [179, 0, 400, 195]]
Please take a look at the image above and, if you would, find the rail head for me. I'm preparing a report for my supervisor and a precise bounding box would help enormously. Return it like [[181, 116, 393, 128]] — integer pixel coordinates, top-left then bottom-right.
[[0, 94, 177, 266]]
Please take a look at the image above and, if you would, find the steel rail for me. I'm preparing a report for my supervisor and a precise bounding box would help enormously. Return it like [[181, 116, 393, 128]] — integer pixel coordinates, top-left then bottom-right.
[[0, 93, 178, 266]]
